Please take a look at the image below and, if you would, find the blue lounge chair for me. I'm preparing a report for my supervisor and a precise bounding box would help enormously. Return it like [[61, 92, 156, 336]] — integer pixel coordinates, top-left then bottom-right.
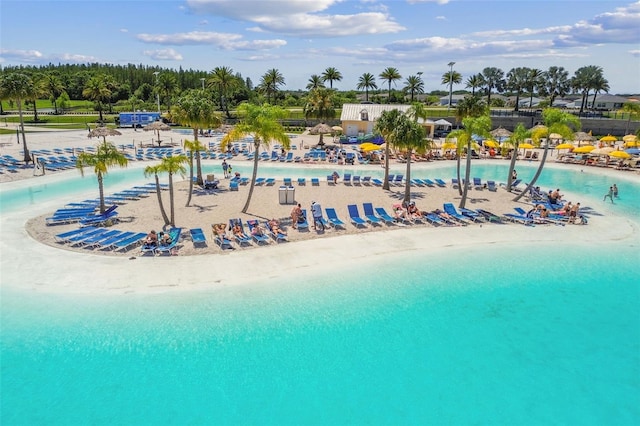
[[189, 228, 207, 247], [114, 232, 146, 252], [254, 177, 266, 186], [311, 178, 320, 186], [79, 229, 124, 248], [343, 174, 352, 185], [229, 180, 239, 191], [265, 178, 276, 186], [374, 207, 396, 225], [422, 179, 436, 187], [347, 204, 368, 228], [265, 220, 288, 242], [327, 175, 336, 185], [371, 178, 383, 186], [476, 209, 503, 223], [54, 226, 97, 243], [352, 175, 361, 185], [297, 177, 306, 185], [228, 219, 252, 246], [459, 207, 483, 222], [434, 178, 447, 187], [425, 213, 447, 226], [66, 228, 110, 245], [284, 152, 294, 162], [98, 231, 136, 250], [487, 180, 498, 192], [297, 209, 310, 231], [361, 176, 371, 185], [283, 177, 292, 186], [410, 179, 424, 186], [79, 210, 119, 226], [325, 208, 346, 229], [473, 177, 483, 190], [246, 219, 270, 245], [443, 203, 472, 224], [503, 213, 535, 226], [156, 228, 183, 255], [451, 178, 460, 189], [362, 203, 383, 226], [211, 224, 234, 249], [392, 175, 403, 185]]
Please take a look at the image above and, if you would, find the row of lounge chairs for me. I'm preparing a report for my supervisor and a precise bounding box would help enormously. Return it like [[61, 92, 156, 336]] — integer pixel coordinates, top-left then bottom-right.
[[54, 226, 147, 251]]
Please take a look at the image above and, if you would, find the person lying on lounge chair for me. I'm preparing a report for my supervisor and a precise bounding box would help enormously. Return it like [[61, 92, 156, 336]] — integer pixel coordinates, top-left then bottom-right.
[[232, 222, 244, 238], [251, 222, 266, 237], [143, 230, 158, 247], [392, 203, 409, 221], [432, 209, 462, 226], [407, 201, 422, 219], [269, 218, 287, 235], [159, 232, 172, 246], [213, 223, 228, 237]]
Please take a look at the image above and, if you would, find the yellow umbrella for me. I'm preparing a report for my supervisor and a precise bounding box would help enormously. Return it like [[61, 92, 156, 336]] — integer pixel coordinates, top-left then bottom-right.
[[519, 143, 535, 149], [573, 145, 595, 153], [555, 143, 574, 150], [624, 140, 639, 148], [441, 143, 457, 150], [361, 144, 381, 152], [484, 140, 500, 148], [599, 135, 618, 142], [548, 133, 563, 140], [609, 150, 631, 159], [359, 143, 376, 150], [622, 134, 637, 142]]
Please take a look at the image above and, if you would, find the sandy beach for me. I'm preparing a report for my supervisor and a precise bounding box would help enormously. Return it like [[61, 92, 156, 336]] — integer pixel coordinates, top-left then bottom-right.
[[1, 128, 638, 295]]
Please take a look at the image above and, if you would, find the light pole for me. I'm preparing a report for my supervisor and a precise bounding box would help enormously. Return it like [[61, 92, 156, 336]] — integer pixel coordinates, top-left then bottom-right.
[[200, 78, 205, 90], [153, 71, 160, 114], [447, 62, 455, 111]]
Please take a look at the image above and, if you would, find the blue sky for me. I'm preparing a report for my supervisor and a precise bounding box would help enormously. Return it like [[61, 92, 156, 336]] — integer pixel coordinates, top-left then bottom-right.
[[1, 0, 639, 94]]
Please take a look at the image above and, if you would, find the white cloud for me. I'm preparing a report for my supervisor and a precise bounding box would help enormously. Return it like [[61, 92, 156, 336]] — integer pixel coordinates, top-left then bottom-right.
[[120, 28, 129, 33], [435, 15, 446, 20], [137, 31, 286, 50], [407, 0, 451, 4], [630, 49, 640, 57], [184, 0, 404, 37], [0, 48, 44, 62], [142, 49, 183, 61], [57, 53, 99, 62]]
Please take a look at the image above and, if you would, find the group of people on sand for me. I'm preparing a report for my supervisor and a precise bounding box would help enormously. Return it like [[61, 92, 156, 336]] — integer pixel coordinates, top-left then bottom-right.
[[143, 230, 172, 249], [290, 201, 326, 231], [603, 184, 618, 203]]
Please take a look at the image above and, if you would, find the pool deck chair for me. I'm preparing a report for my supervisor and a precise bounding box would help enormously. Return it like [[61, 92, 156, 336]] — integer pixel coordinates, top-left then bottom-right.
[[283, 177, 292, 186], [114, 233, 146, 252], [298, 210, 310, 231], [459, 207, 483, 222], [54, 226, 98, 243], [451, 178, 460, 189], [473, 177, 483, 190], [189, 228, 207, 247], [392, 175, 404, 185], [371, 178, 383, 187], [155, 228, 183, 255], [422, 179, 436, 187], [425, 213, 447, 226], [434, 178, 447, 187], [325, 208, 346, 229], [297, 177, 306, 186], [311, 178, 320, 186], [212, 225, 234, 249], [246, 220, 270, 245], [443, 203, 472, 224], [362, 176, 372, 185], [502, 213, 535, 226], [352, 175, 361, 185], [362, 203, 383, 226], [374, 207, 397, 225], [343, 174, 352, 185], [487, 180, 497, 192], [254, 177, 266, 186], [347, 204, 368, 228], [265, 220, 288, 242], [476, 209, 503, 223], [228, 219, 252, 246], [265, 178, 276, 186]]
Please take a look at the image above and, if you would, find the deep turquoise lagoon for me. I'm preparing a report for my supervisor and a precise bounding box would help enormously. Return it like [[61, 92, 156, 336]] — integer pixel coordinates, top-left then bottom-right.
[[1, 161, 639, 425]]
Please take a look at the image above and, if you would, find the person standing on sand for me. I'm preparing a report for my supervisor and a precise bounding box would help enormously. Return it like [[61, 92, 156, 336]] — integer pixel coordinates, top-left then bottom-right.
[[222, 160, 228, 178], [603, 186, 614, 203], [311, 201, 325, 231]]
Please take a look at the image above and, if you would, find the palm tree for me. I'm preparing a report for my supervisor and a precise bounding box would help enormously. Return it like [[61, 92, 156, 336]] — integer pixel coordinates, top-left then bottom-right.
[[506, 67, 530, 111], [182, 138, 208, 207], [446, 115, 491, 208], [304, 88, 336, 145], [442, 69, 462, 108], [504, 123, 529, 191], [0, 72, 35, 163], [306, 74, 325, 90], [397, 108, 428, 203], [75, 141, 128, 214], [41, 72, 65, 115], [571, 66, 593, 113], [221, 103, 290, 213], [525, 68, 544, 109], [540, 66, 570, 107], [170, 91, 221, 187], [374, 108, 403, 191], [481, 67, 505, 106], [258, 68, 285, 104], [403, 75, 424, 103], [357, 73, 377, 102], [26, 73, 49, 122], [451, 95, 488, 196], [379, 67, 402, 102], [621, 102, 640, 134], [82, 74, 112, 123], [208, 66, 238, 118], [321, 67, 342, 89], [157, 72, 179, 114], [144, 164, 171, 225], [158, 155, 188, 226], [513, 108, 580, 202], [465, 74, 483, 96], [589, 74, 609, 109]]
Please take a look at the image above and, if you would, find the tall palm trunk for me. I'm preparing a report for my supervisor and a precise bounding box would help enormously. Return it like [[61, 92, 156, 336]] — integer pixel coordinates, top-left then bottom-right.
[[154, 174, 170, 225], [193, 129, 204, 185], [403, 150, 412, 203], [383, 145, 391, 190], [456, 152, 462, 196], [17, 99, 31, 163], [97, 172, 106, 213], [513, 144, 549, 202], [168, 172, 176, 226], [506, 142, 519, 191], [185, 152, 194, 207], [459, 141, 472, 208], [242, 141, 260, 213]]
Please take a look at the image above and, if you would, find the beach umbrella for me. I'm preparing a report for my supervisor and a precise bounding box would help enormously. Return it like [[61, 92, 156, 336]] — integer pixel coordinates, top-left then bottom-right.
[[609, 150, 631, 159], [590, 147, 614, 155], [441, 142, 457, 150], [144, 121, 171, 147], [622, 134, 637, 143], [483, 140, 500, 148], [331, 125, 343, 133], [548, 133, 563, 140], [555, 143, 574, 150], [490, 127, 512, 141], [573, 145, 595, 153], [599, 135, 618, 143], [519, 143, 535, 149], [529, 124, 547, 132], [310, 122, 333, 146], [624, 140, 639, 148], [625, 148, 640, 155], [88, 126, 122, 144]]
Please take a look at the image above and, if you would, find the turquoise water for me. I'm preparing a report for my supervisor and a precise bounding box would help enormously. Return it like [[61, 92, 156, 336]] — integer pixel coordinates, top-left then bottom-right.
[[1, 161, 639, 424]]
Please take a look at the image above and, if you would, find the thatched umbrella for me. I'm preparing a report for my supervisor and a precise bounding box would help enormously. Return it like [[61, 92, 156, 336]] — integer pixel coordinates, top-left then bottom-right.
[[490, 127, 512, 141], [88, 126, 122, 144], [144, 121, 171, 146], [310, 122, 333, 146], [573, 131, 593, 146]]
